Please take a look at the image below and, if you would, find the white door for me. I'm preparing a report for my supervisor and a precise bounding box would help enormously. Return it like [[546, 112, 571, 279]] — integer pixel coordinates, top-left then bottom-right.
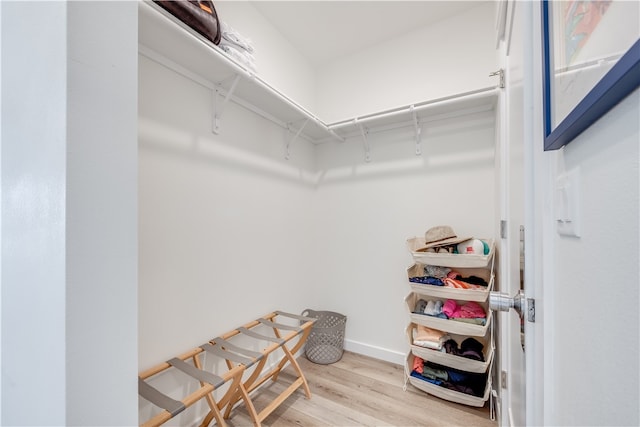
[[493, 1, 529, 425]]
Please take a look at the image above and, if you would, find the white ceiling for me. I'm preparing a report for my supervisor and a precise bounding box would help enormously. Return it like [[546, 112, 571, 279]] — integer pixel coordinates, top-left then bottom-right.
[[250, 1, 487, 66]]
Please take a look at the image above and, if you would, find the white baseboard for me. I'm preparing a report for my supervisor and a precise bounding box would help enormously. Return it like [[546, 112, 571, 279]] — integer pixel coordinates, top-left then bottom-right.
[[343, 339, 405, 366]]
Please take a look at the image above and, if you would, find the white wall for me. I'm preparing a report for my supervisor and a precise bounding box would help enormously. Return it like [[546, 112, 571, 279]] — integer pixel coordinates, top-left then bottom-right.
[[548, 90, 639, 426], [311, 110, 496, 363], [1, 1, 138, 425], [138, 54, 318, 369], [1, 2, 67, 424], [213, 1, 317, 113], [66, 2, 139, 424], [316, 2, 499, 123], [138, 52, 321, 424]]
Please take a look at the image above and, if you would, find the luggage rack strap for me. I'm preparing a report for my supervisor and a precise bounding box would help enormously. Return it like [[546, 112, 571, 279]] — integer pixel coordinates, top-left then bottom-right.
[[138, 377, 186, 418], [201, 342, 258, 367], [237, 326, 285, 344], [275, 310, 316, 323], [258, 318, 302, 332], [212, 337, 264, 359], [167, 357, 225, 388]]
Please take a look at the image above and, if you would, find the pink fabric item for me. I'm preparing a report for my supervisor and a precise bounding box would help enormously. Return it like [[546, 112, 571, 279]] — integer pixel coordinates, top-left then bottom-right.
[[454, 301, 486, 319], [443, 277, 485, 290], [443, 299, 458, 317], [443, 300, 486, 319]]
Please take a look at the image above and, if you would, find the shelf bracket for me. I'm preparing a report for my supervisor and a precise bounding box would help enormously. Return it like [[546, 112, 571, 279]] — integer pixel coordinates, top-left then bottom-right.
[[355, 119, 371, 163], [212, 73, 242, 134], [285, 119, 309, 160], [489, 69, 505, 89], [410, 105, 422, 156]]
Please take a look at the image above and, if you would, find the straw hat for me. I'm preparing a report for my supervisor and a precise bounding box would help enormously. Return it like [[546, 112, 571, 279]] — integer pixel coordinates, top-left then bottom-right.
[[418, 225, 470, 251]]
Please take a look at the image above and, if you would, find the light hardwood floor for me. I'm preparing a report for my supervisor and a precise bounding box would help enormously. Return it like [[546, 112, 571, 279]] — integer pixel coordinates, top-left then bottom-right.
[[225, 351, 497, 427]]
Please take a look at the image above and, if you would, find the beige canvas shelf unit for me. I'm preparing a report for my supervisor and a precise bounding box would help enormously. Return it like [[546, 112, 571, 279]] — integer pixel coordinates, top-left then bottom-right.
[[405, 324, 493, 374], [404, 239, 496, 408], [407, 263, 495, 302], [406, 353, 493, 408]]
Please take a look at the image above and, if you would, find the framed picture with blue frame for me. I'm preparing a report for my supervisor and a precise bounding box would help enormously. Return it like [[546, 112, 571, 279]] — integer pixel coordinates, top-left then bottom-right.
[[541, 0, 640, 151]]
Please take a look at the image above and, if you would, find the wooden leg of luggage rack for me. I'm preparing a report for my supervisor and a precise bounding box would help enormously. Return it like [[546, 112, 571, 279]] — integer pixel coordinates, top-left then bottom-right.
[[268, 325, 313, 398], [193, 354, 245, 427], [222, 357, 265, 427], [138, 347, 245, 427], [215, 313, 315, 427]]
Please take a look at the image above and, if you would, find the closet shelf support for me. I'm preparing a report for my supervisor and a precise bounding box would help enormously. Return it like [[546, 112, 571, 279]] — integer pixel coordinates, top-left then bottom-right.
[[285, 119, 309, 160], [355, 119, 371, 163], [212, 74, 242, 134], [328, 128, 346, 143], [489, 69, 505, 89], [411, 105, 422, 156]]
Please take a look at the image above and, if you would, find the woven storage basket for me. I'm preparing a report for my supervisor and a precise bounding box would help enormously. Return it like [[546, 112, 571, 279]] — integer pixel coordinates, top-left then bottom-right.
[[302, 309, 347, 364]]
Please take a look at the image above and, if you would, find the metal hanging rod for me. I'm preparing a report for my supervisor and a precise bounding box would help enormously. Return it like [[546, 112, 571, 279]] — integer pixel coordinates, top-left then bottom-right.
[[315, 102, 495, 145], [327, 87, 499, 131]]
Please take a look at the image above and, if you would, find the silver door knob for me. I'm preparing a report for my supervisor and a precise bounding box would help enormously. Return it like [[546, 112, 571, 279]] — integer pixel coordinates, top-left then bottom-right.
[[489, 290, 525, 319]]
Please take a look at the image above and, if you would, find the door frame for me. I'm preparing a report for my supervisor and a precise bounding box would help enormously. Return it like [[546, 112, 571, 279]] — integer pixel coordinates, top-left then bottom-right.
[[496, 0, 527, 425], [525, 1, 556, 425]]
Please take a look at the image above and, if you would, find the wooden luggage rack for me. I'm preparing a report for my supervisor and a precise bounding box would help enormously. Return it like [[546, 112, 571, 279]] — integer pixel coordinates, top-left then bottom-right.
[[138, 311, 316, 427]]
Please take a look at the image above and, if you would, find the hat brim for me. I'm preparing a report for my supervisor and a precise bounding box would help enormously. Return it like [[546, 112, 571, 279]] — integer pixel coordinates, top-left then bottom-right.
[[416, 236, 470, 251]]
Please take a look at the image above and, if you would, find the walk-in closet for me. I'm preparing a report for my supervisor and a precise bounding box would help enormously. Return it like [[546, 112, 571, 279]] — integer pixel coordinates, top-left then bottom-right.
[[2, 1, 638, 426], [138, 1, 500, 424]]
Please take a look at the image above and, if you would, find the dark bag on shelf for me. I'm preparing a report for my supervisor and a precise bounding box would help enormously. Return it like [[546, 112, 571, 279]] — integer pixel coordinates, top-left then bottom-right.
[[154, 0, 221, 45]]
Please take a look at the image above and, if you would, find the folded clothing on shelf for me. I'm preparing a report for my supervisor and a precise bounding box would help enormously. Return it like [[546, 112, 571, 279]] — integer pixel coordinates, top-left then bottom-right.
[[413, 298, 448, 318], [219, 21, 256, 72], [410, 356, 488, 397], [410, 265, 488, 290], [413, 298, 487, 325], [219, 44, 256, 72], [443, 337, 485, 361], [443, 300, 486, 319], [412, 324, 449, 350], [220, 21, 254, 53]]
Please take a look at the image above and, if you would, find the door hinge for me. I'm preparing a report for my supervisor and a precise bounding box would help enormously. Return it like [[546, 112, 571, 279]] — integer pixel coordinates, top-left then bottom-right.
[[528, 298, 535, 323], [489, 68, 505, 88], [501, 370, 507, 389], [500, 220, 507, 239]]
